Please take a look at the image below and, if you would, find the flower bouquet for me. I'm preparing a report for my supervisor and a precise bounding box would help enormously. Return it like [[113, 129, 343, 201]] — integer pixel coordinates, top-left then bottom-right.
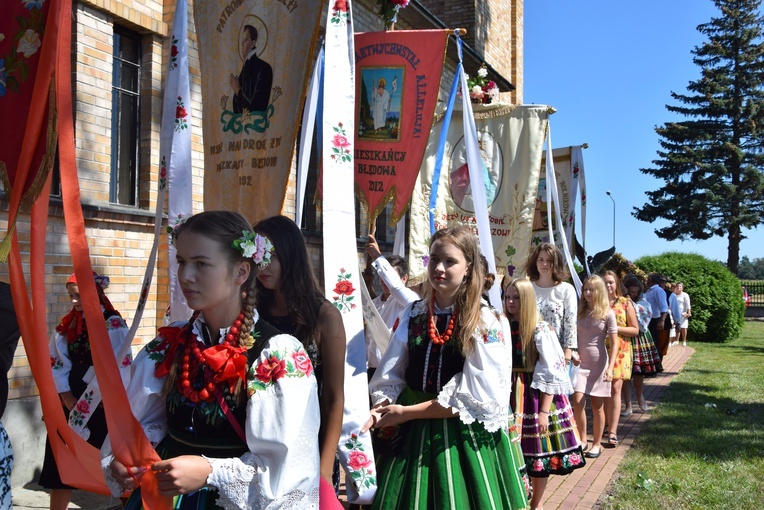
[[464, 64, 499, 104], [377, 0, 410, 28]]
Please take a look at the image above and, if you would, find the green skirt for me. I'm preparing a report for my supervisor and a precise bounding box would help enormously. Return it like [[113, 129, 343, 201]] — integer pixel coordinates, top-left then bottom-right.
[[373, 387, 529, 510]]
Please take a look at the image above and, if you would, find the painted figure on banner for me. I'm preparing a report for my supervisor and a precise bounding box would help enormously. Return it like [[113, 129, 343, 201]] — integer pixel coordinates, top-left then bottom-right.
[[448, 133, 501, 212], [358, 68, 401, 140], [230, 23, 273, 114]]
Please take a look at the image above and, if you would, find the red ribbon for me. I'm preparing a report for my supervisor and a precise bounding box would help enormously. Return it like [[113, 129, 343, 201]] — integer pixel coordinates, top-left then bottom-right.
[[153, 326, 183, 378], [204, 344, 248, 392]]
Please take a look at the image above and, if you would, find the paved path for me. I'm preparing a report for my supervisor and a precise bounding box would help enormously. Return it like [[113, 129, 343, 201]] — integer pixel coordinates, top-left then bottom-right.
[[541, 343, 695, 509]]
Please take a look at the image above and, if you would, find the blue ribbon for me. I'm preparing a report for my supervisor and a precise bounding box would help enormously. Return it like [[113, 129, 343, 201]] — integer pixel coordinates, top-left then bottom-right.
[[429, 34, 464, 235]]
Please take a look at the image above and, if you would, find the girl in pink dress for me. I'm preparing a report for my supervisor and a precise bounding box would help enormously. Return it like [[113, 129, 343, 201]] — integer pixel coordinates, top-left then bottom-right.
[[571, 276, 619, 459]]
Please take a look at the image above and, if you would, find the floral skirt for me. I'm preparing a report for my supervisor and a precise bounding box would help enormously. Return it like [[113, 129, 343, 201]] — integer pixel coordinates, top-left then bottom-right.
[[607, 336, 633, 380], [373, 386, 529, 510], [631, 330, 663, 376], [510, 372, 586, 478]]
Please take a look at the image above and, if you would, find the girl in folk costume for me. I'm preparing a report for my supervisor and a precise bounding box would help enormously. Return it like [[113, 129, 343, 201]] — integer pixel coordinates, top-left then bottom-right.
[[524, 243, 578, 362], [622, 276, 663, 415], [571, 275, 619, 459], [504, 278, 585, 510], [252, 215, 346, 509], [104, 211, 320, 509], [42, 271, 131, 510], [601, 271, 638, 448], [364, 226, 529, 510]]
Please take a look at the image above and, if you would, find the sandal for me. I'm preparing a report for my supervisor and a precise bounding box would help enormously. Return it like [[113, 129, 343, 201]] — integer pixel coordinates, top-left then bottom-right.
[[604, 434, 619, 448]]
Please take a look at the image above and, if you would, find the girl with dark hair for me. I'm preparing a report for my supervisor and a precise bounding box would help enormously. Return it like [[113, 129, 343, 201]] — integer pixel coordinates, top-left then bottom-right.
[[252, 215, 346, 508], [105, 211, 320, 509], [524, 243, 577, 362], [622, 276, 662, 415], [601, 270, 637, 448], [504, 277, 585, 510], [364, 226, 528, 509], [42, 271, 131, 510]]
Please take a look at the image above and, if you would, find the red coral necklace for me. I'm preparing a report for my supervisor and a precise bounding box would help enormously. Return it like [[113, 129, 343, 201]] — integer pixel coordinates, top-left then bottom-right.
[[178, 312, 245, 403], [428, 295, 458, 345]]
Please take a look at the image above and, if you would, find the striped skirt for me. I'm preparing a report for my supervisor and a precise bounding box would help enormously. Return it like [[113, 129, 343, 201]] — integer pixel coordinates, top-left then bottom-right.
[[510, 372, 586, 478], [373, 387, 529, 510], [631, 330, 663, 376]]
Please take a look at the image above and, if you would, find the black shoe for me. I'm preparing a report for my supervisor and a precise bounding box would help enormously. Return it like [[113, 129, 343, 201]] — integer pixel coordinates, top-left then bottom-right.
[[585, 447, 601, 458]]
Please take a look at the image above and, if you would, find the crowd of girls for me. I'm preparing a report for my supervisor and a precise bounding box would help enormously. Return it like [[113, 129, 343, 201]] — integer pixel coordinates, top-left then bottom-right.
[[37, 212, 672, 510]]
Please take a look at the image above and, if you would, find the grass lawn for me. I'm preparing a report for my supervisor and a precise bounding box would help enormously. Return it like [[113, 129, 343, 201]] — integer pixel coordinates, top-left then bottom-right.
[[601, 321, 764, 509]]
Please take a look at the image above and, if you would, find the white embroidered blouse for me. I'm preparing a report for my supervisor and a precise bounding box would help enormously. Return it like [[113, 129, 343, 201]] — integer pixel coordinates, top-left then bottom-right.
[[368, 300, 512, 434], [101, 311, 321, 510], [531, 281, 578, 350]]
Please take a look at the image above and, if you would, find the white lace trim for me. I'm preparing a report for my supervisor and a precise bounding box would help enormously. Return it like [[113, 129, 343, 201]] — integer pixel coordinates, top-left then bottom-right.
[[100, 454, 124, 497], [144, 423, 167, 447], [531, 379, 573, 396], [205, 453, 259, 509], [437, 374, 508, 433], [370, 383, 406, 406]]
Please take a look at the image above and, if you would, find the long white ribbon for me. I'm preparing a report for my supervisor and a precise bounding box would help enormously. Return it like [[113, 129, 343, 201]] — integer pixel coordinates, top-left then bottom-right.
[[545, 128, 582, 294], [296, 46, 323, 227], [321, 0, 377, 503]]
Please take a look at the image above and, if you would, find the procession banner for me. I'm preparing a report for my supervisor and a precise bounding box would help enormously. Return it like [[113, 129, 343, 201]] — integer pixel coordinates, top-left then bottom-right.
[[531, 146, 585, 250], [194, 0, 322, 223], [353, 30, 449, 226], [409, 104, 551, 284]]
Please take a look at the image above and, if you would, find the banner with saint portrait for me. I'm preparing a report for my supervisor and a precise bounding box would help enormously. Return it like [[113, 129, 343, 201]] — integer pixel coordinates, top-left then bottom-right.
[[353, 30, 449, 227], [193, 1, 323, 222], [408, 104, 552, 284]]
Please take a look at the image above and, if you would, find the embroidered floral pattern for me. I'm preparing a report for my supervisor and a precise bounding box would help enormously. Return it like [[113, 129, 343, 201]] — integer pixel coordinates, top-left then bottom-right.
[[330, 123, 352, 163], [343, 433, 376, 492], [145, 337, 169, 364], [330, 0, 349, 25], [247, 347, 313, 396], [159, 155, 168, 191], [174, 96, 188, 131], [331, 268, 357, 313], [169, 36, 179, 71], [166, 213, 187, 246], [68, 389, 94, 427], [51, 356, 63, 370], [1, 1, 44, 95], [527, 450, 584, 475], [480, 326, 502, 344]]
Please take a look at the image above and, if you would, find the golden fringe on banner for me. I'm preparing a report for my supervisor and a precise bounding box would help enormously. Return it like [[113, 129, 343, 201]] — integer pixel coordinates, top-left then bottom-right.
[[0, 84, 58, 263]]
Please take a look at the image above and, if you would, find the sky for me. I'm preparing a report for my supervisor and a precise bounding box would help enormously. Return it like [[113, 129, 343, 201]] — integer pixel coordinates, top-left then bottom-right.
[[523, 0, 764, 266]]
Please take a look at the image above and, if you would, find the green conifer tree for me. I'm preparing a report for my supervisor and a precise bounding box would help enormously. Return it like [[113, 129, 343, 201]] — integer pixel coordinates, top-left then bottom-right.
[[633, 0, 764, 274]]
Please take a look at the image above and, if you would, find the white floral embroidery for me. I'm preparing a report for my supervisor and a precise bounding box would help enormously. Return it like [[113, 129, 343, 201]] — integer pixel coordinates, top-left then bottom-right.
[[437, 374, 508, 433]]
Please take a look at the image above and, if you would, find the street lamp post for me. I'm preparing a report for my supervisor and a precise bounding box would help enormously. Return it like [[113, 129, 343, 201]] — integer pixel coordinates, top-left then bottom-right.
[[605, 190, 615, 248]]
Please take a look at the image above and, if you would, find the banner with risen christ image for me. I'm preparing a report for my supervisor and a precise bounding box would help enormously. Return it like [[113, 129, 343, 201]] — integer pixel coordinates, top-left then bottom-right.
[[194, 0, 323, 222], [354, 30, 449, 226]]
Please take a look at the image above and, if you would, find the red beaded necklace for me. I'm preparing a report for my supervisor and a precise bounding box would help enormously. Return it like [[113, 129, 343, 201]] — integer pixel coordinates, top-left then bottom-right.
[[178, 312, 245, 403], [428, 295, 458, 345]]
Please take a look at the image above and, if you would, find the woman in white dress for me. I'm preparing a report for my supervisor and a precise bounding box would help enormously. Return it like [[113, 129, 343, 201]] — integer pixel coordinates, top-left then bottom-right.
[[673, 282, 691, 346]]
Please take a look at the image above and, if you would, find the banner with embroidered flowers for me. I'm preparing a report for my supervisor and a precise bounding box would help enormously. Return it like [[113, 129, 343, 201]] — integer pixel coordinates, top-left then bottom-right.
[[353, 30, 449, 227], [408, 104, 552, 285], [322, 0, 378, 503], [192, 0, 322, 223], [0, 0, 54, 258]]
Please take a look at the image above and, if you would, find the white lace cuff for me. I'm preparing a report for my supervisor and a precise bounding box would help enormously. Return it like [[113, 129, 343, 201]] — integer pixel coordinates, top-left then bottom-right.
[[370, 383, 406, 406], [204, 453, 259, 510], [437, 374, 508, 433], [100, 454, 124, 498]]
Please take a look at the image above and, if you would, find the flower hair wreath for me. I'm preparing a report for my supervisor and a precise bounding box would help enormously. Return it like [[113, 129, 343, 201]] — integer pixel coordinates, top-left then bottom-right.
[[232, 231, 274, 268]]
